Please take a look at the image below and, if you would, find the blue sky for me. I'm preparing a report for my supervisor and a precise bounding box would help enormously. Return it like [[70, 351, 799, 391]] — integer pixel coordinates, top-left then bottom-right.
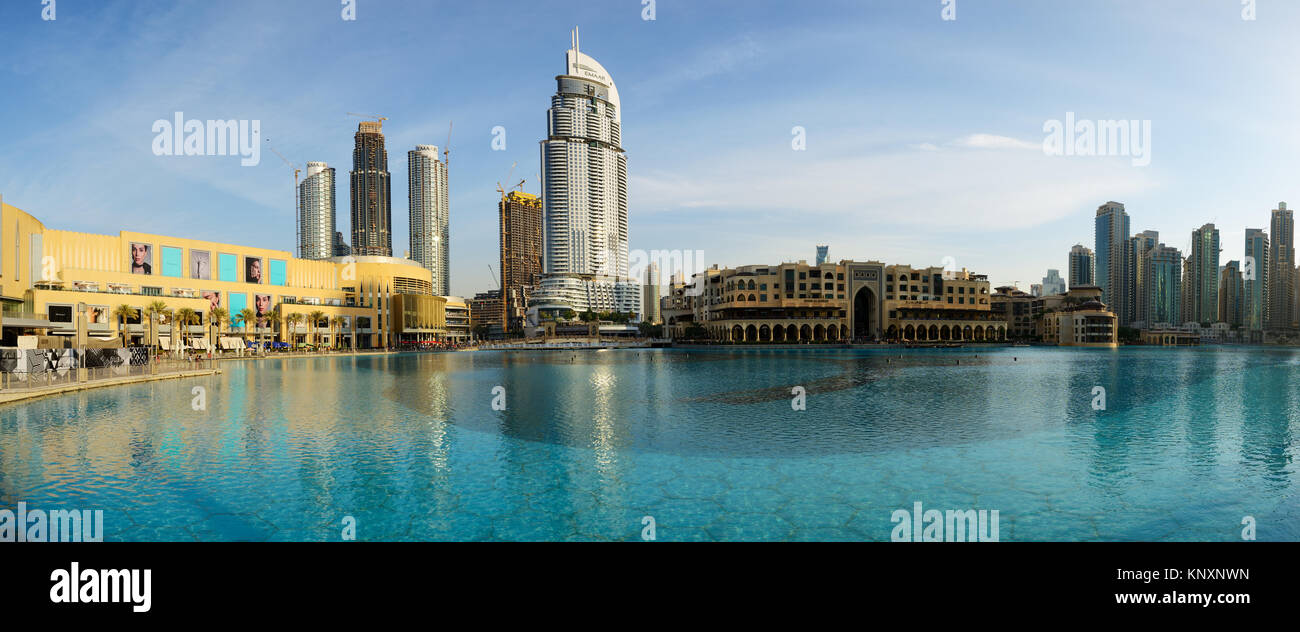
[[1, 0, 1296, 295]]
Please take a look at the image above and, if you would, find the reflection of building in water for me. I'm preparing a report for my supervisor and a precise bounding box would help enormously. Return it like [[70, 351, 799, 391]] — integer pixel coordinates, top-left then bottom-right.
[[0, 200, 457, 348]]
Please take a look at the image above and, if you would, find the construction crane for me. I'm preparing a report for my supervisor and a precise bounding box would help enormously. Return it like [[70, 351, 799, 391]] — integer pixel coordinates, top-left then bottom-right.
[[346, 112, 388, 125], [443, 121, 453, 168], [266, 140, 302, 258], [487, 264, 501, 291], [495, 161, 526, 203]]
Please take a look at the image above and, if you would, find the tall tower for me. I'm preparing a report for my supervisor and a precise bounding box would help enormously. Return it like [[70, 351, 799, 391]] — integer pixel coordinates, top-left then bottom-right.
[[1145, 244, 1182, 325], [1129, 230, 1158, 326], [1219, 260, 1244, 327], [298, 162, 336, 260], [500, 190, 544, 331], [1068, 244, 1094, 288], [531, 28, 638, 320], [643, 262, 661, 324], [816, 245, 829, 266], [1188, 223, 1220, 324], [350, 120, 392, 257], [1268, 202, 1294, 330], [408, 145, 450, 294], [1244, 228, 1268, 331], [1095, 202, 1132, 325]]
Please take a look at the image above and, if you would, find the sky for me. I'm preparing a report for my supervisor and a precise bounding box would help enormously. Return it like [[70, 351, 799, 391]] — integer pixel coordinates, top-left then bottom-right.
[[1, 0, 1297, 296]]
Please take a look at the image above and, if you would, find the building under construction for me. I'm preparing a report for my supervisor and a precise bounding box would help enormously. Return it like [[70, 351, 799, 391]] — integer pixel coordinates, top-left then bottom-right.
[[350, 120, 392, 257], [500, 190, 543, 332]]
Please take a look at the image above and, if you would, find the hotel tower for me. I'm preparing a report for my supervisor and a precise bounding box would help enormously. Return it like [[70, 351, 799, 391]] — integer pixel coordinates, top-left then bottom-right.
[[298, 162, 336, 260], [529, 28, 639, 321], [408, 145, 450, 295]]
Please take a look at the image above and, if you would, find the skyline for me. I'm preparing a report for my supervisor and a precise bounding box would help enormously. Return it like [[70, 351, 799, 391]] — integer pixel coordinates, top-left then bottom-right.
[[3, 0, 1300, 297]]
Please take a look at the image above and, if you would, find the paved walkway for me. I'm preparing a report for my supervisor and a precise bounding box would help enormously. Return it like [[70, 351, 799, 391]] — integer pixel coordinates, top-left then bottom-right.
[[0, 368, 222, 406]]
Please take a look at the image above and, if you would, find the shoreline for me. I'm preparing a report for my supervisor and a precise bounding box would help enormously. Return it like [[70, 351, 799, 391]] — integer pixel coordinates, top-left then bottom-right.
[[0, 368, 222, 406]]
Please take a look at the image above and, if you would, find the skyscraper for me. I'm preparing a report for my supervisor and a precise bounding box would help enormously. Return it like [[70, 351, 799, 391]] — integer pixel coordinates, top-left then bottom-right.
[[500, 190, 543, 332], [1244, 228, 1268, 331], [1187, 223, 1220, 324], [1144, 244, 1182, 325], [1095, 202, 1132, 325], [816, 245, 829, 266], [1129, 230, 1158, 326], [298, 162, 336, 260], [350, 120, 392, 257], [531, 28, 639, 319], [1041, 269, 1065, 296], [1219, 260, 1243, 327], [408, 145, 450, 294], [643, 262, 661, 324], [1068, 244, 1094, 288], [1268, 202, 1294, 330]]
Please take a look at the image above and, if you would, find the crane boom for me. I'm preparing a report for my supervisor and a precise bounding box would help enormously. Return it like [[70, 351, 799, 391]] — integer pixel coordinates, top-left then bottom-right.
[[265, 139, 302, 258]]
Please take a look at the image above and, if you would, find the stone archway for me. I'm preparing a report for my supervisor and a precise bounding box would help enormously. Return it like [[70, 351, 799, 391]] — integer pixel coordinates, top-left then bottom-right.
[[746, 325, 758, 342], [760, 325, 771, 342], [852, 286, 877, 341]]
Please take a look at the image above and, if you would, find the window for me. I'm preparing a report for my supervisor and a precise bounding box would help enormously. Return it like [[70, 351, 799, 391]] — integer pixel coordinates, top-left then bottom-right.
[[142, 287, 162, 296]]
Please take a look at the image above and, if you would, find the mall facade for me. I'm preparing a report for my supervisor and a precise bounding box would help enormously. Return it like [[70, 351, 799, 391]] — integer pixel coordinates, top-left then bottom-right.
[[0, 200, 452, 349]]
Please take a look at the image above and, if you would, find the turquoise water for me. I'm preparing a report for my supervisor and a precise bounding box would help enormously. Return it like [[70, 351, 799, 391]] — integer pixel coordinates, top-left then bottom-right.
[[2, 347, 1298, 541]]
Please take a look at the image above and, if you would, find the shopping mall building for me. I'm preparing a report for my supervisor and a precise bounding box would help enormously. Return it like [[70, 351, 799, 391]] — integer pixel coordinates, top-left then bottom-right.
[[0, 200, 451, 350]]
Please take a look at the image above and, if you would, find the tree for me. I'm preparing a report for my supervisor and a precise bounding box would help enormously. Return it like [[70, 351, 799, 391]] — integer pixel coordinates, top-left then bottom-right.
[[472, 323, 489, 340], [175, 308, 198, 353], [683, 322, 707, 340], [286, 312, 304, 348], [144, 300, 169, 351], [209, 307, 228, 352], [112, 304, 137, 348], [237, 308, 257, 348], [308, 310, 326, 348]]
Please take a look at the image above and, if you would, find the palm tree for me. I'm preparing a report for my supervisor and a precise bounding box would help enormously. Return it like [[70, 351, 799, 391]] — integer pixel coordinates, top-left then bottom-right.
[[285, 312, 304, 349], [112, 304, 137, 347], [175, 307, 198, 354], [209, 306, 228, 352], [308, 310, 326, 349], [144, 300, 168, 353], [237, 308, 256, 351]]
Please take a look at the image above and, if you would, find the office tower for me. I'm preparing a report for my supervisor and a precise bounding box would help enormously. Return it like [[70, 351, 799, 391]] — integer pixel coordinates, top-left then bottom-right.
[[1030, 283, 1043, 297], [816, 245, 829, 266], [1129, 230, 1158, 326], [1187, 223, 1220, 324], [531, 28, 639, 319], [349, 120, 392, 257], [1041, 269, 1065, 296], [1144, 244, 1182, 326], [1219, 260, 1244, 327], [1244, 228, 1268, 331], [643, 262, 661, 324], [408, 145, 450, 294], [500, 190, 543, 331], [1095, 202, 1132, 325], [333, 231, 350, 257], [1268, 202, 1294, 329], [1068, 244, 1094, 288], [298, 162, 336, 260]]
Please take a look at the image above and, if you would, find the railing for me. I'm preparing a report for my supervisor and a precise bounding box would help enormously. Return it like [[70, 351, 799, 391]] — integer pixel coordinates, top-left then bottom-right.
[[0, 357, 216, 393]]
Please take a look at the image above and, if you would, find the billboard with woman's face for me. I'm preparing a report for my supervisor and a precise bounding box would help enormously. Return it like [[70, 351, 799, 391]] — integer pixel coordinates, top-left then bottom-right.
[[201, 290, 222, 313], [89, 306, 109, 324], [129, 243, 152, 274], [254, 293, 272, 326], [191, 250, 211, 280], [245, 256, 263, 284]]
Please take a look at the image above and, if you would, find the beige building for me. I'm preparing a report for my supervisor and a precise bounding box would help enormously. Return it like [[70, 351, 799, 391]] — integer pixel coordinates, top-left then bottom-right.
[[1, 200, 447, 350], [882, 265, 1004, 342], [1039, 286, 1118, 347], [663, 260, 888, 343]]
